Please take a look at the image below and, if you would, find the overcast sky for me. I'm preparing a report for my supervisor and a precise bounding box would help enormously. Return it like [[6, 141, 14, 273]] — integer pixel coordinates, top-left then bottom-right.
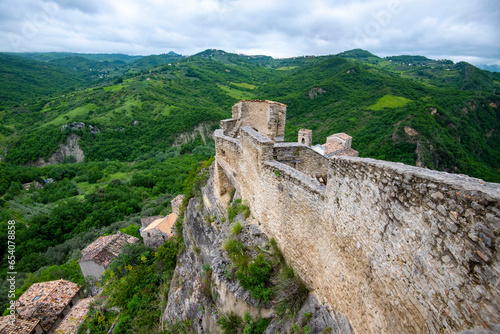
[[1, 0, 498, 65]]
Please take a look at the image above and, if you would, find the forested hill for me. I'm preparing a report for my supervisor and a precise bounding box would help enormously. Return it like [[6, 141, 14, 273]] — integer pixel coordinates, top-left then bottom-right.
[[260, 56, 500, 182], [0, 52, 185, 109], [0, 53, 87, 109], [1, 49, 499, 182]]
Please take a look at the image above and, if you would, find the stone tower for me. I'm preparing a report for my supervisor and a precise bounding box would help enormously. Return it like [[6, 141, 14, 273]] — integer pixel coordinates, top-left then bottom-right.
[[298, 129, 312, 146], [230, 100, 287, 142]]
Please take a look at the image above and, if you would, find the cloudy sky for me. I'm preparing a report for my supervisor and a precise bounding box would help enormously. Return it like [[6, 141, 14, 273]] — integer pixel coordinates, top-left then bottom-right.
[[1, 0, 499, 65]]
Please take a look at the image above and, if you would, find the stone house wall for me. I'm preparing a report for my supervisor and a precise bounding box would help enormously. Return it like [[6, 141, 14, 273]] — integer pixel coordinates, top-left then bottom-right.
[[79, 260, 106, 279], [141, 229, 169, 248]]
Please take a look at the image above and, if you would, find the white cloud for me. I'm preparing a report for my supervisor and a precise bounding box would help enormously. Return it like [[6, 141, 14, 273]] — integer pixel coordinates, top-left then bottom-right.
[[0, 0, 498, 65]]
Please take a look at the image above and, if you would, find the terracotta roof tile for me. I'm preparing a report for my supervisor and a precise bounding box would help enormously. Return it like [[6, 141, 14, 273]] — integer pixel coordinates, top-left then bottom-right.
[[0, 315, 40, 334], [336, 148, 359, 157], [327, 132, 352, 141], [140, 215, 164, 228], [80, 232, 139, 267], [143, 213, 177, 237], [15, 279, 80, 332], [54, 297, 93, 334], [322, 142, 344, 155]]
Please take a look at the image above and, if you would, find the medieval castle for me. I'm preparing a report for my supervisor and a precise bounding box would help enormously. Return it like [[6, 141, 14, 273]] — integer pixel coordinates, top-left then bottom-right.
[[212, 100, 500, 333]]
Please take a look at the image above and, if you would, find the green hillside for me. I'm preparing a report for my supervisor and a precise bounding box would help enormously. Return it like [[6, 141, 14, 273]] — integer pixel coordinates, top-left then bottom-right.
[[128, 52, 183, 71], [259, 56, 500, 181], [1, 49, 499, 182], [0, 53, 88, 109], [47, 56, 129, 79]]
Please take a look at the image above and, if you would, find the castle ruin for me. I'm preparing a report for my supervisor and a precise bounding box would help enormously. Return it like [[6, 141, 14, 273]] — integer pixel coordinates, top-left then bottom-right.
[[213, 100, 500, 333]]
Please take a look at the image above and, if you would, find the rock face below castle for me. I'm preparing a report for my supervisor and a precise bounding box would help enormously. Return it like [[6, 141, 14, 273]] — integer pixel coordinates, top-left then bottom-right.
[[162, 164, 353, 334], [209, 100, 500, 333]]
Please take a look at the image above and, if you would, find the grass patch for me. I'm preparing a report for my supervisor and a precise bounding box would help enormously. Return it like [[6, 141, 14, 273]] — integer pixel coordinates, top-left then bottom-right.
[[200, 263, 212, 299], [43, 104, 96, 127], [74, 194, 85, 201], [108, 171, 132, 181], [235, 254, 273, 302], [222, 236, 307, 309], [243, 312, 271, 334], [227, 199, 251, 223], [216, 84, 256, 100], [230, 82, 256, 90], [375, 60, 394, 68], [276, 66, 298, 71], [159, 105, 178, 117], [368, 95, 411, 111], [230, 222, 242, 236], [223, 239, 248, 265], [222, 237, 273, 302], [76, 182, 97, 194], [104, 84, 125, 92], [270, 239, 309, 318], [94, 99, 139, 123], [217, 311, 243, 334]]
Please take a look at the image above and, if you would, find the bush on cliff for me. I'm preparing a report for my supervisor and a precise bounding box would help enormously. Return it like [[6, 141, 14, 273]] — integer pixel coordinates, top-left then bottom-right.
[[236, 254, 273, 302]]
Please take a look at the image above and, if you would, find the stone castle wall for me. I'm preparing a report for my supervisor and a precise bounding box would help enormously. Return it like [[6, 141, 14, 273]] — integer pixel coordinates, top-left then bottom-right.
[[213, 122, 500, 333], [273, 143, 329, 182]]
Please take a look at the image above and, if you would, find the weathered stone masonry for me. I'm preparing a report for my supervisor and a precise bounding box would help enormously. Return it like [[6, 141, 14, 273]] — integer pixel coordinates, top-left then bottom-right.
[[213, 100, 500, 334]]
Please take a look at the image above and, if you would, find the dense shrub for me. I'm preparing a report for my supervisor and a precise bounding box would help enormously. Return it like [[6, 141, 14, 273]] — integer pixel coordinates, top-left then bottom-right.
[[236, 254, 273, 302], [217, 311, 243, 334]]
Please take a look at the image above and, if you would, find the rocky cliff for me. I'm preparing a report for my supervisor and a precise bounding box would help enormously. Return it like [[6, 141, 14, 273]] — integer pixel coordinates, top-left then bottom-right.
[[33, 134, 85, 166], [172, 123, 214, 147], [162, 165, 353, 334]]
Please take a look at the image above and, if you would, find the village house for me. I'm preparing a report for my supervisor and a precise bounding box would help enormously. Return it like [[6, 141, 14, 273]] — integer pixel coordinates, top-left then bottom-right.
[[12, 279, 82, 334], [21, 181, 42, 191], [54, 297, 94, 334], [79, 232, 139, 279], [140, 213, 177, 248], [140, 215, 164, 233]]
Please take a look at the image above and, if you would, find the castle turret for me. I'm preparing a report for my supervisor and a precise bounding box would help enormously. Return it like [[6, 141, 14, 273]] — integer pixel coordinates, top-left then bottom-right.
[[298, 129, 312, 146]]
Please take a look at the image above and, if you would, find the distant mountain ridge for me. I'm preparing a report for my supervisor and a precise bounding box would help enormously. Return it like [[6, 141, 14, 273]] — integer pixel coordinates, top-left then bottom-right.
[[5, 52, 144, 63], [477, 64, 500, 72]]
